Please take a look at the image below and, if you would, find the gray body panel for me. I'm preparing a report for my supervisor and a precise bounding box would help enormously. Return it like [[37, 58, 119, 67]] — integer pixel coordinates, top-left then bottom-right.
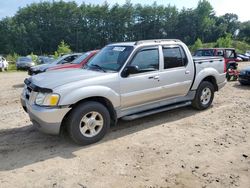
[[21, 40, 226, 135]]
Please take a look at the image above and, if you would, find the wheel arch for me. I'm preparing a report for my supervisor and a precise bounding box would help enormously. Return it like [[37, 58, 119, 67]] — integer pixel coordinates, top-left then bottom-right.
[[201, 76, 218, 91], [61, 96, 117, 133]]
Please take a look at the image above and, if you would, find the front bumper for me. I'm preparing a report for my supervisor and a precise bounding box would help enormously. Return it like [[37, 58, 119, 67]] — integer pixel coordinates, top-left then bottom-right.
[[21, 95, 70, 135]]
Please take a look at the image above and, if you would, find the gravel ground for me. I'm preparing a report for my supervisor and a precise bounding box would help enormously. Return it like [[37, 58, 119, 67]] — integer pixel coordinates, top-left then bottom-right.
[[0, 63, 249, 188]]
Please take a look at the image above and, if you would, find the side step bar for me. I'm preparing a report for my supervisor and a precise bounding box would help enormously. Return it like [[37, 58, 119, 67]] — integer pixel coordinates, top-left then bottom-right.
[[121, 101, 192, 121]]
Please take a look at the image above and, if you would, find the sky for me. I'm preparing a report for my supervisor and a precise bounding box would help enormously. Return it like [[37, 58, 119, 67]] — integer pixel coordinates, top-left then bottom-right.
[[0, 0, 249, 22]]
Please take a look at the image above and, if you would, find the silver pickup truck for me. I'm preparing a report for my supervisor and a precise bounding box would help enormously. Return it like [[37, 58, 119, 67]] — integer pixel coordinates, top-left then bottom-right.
[[21, 39, 226, 145]]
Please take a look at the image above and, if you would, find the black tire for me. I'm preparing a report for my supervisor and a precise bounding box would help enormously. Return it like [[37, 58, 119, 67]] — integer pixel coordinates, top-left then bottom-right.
[[239, 81, 248, 85], [66, 101, 110, 145], [192, 81, 215, 110]]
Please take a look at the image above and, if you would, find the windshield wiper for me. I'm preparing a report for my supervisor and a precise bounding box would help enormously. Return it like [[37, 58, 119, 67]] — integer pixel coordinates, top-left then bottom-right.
[[90, 64, 106, 72]]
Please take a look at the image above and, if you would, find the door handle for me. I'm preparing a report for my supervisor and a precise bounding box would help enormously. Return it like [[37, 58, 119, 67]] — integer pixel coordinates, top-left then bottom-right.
[[154, 76, 160, 79], [185, 71, 190, 74], [148, 76, 160, 80]]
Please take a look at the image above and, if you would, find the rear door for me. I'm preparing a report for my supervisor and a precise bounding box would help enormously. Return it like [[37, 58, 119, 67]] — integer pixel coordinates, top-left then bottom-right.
[[158, 45, 194, 99]]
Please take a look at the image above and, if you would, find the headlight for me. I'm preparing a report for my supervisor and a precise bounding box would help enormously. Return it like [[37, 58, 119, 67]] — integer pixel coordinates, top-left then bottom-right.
[[35, 93, 60, 106]]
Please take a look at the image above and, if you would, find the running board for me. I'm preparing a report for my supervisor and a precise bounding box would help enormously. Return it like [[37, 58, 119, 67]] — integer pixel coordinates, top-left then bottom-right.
[[121, 101, 192, 121]]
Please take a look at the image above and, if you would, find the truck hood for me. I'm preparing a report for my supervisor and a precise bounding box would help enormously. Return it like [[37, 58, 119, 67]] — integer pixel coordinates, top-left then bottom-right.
[[30, 68, 108, 89]]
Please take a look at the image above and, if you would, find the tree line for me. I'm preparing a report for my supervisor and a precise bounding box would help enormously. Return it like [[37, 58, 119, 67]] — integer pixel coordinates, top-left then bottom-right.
[[0, 0, 249, 56]]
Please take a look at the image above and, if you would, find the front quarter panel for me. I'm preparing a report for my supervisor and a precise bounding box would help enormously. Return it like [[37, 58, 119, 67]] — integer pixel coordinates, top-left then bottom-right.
[[58, 85, 120, 107]]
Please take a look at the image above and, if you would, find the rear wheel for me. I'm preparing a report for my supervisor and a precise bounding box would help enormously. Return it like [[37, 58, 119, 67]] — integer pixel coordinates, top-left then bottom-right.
[[192, 81, 215, 110], [67, 101, 110, 145]]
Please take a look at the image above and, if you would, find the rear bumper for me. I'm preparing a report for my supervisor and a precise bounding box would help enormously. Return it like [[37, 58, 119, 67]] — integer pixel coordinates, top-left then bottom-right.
[[21, 96, 70, 135], [216, 72, 227, 90]]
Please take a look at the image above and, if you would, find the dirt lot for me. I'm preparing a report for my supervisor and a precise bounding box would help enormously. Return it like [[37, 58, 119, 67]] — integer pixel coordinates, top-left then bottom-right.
[[0, 63, 250, 188]]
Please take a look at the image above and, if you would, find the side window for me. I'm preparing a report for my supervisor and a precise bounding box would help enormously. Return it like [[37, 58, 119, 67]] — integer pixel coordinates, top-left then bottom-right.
[[65, 56, 74, 63], [217, 50, 224, 57], [71, 55, 78, 61], [225, 50, 235, 58], [163, 46, 187, 69], [130, 48, 159, 72]]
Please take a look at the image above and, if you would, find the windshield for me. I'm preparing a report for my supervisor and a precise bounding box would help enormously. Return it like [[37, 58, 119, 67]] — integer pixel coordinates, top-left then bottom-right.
[[42, 57, 54, 63], [18, 57, 32, 62], [51, 55, 69, 64], [72, 52, 91, 64], [85, 46, 134, 72]]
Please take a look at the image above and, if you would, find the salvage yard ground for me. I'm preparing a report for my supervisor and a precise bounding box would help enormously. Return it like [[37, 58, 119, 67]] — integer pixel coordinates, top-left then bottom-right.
[[0, 62, 250, 188]]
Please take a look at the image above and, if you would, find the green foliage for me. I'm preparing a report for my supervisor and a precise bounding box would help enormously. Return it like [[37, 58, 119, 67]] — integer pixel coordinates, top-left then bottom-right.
[[238, 21, 250, 43], [8, 63, 17, 71], [0, 0, 249, 56], [6, 53, 19, 63], [191, 38, 203, 52], [232, 41, 250, 53], [215, 34, 232, 48], [197, 40, 250, 54], [55, 41, 72, 56], [202, 42, 215, 48], [28, 52, 38, 63]]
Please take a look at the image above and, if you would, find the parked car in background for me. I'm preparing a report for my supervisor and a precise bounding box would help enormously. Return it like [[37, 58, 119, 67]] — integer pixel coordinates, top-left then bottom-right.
[[28, 53, 82, 75], [0, 56, 8, 71], [16, 57, 35, 70], [239, 66, 250, 85], [237, 54, 249, 61], [21, 39, 226, 145], [245, 51, 250, 58], [48, 50, 99, 71], [37, 56, 55, 64], [194, 48, 239, 64]]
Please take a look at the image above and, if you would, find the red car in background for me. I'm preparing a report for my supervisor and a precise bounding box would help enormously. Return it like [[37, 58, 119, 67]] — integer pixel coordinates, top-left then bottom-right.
[[194, 48, 239, 64], [48, 50, 99, 71]]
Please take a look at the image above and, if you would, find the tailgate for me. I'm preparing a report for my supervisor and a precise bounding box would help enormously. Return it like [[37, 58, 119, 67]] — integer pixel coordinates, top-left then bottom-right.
[[193, 56, 225, 74]]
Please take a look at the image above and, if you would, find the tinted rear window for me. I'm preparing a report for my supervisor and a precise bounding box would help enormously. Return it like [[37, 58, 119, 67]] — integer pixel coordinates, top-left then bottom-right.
[[194, 50, 214, 56]]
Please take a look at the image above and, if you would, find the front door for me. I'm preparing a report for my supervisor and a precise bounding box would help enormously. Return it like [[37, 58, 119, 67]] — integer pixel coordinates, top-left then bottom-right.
[[120, 46, 162, 109]]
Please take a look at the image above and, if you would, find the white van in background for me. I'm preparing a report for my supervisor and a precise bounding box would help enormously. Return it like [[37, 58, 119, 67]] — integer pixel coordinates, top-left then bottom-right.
[[0, 56, 9, 71]]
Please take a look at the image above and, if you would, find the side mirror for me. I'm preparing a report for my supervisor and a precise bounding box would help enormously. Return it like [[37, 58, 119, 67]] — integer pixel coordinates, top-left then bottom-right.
[[121, 65, 139, 77]]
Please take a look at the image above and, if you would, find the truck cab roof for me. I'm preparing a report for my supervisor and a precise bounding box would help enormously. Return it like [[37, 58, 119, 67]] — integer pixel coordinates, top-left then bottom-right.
[[108, 39, 182, 47]]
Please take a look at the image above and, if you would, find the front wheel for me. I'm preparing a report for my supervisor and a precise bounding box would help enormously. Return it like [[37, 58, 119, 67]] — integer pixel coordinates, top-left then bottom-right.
[[192, 81, 215, 110], [66, 101, 110, 145]]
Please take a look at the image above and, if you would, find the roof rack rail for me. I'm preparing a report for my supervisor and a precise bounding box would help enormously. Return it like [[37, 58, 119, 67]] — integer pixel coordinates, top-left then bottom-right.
[[135, 39, 181, 45]]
